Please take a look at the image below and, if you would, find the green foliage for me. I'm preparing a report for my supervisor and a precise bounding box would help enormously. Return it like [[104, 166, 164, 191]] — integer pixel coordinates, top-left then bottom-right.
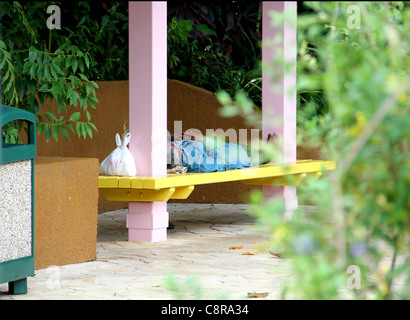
[[167, 1, 262, 107], [55, 1, 128, 81], [0, 1, 128, 142], [1, 122, 19, 144], [164, 272, 205, 300], [219, 2, 410, 299], [216, 89, 261, 127]]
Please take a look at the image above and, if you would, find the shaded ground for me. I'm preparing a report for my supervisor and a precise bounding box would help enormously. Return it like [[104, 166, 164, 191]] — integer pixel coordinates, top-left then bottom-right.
[[1, 203, 290, 300]]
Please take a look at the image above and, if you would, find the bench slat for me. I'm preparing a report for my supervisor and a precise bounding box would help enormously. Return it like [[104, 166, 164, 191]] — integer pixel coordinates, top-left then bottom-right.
[[99, 160, 335, 189], [98, 160, 335, 201]]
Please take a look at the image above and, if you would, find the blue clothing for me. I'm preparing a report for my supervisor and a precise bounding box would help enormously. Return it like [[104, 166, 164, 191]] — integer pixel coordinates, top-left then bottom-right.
[[173, 140, 252, 173]]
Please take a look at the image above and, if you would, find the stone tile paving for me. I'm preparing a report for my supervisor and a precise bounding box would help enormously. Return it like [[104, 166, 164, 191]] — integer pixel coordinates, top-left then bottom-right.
[[2, 203, 406, 300], [0, 203, 290, 300]]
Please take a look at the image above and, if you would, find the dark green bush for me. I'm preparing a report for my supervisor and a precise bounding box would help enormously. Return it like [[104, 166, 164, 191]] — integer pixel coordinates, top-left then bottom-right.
[[167, 1, 262, 107], [0, 1, 128, 142]]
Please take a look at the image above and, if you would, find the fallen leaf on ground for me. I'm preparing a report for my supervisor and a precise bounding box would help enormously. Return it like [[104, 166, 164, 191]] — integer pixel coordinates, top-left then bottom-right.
[[247, 292, 270, 298], [269, 251, 283, 258], [229, 246, 244, 250], [241, 251, 255, 255]]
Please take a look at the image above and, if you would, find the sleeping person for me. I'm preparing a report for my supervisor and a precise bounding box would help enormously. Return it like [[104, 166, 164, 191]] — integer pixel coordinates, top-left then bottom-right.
[[167, 132, 277, 173]]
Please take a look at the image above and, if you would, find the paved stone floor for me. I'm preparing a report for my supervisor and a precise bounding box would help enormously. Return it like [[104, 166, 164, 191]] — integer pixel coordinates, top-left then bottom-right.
[[0, 203, 291, 300]]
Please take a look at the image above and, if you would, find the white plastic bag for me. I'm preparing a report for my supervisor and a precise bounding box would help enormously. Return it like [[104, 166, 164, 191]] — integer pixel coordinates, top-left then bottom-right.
[[99, 133, 137, 176]]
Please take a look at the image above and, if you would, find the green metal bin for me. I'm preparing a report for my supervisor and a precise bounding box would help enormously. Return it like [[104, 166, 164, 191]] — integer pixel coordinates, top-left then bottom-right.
[[0, 105, 36, 294]]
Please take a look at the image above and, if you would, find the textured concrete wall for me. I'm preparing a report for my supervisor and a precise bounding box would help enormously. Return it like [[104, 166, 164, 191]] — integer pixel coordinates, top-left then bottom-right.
[[34, 157, 99, 270], [36, 81, 130, 213]]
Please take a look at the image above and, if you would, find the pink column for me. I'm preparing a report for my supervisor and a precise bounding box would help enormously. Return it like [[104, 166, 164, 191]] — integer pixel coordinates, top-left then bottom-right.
[[128, 2, 168, 242], [262, 1, 298, 216]]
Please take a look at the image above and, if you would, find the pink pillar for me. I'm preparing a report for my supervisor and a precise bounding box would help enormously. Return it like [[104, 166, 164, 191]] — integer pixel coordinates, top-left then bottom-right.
[[128, 2, 168, 242], [262, 1, 298, 216]]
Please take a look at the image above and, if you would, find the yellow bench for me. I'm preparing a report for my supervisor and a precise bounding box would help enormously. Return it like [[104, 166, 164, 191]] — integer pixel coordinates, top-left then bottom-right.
[[98, 159, 335, 202]]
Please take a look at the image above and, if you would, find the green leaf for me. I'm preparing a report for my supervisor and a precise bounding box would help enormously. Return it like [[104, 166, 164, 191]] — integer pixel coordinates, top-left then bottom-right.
[[79, 94, 87, 109], [90, 81, 99, 89], [216, 90, 232, 105], [16, 79, 27, 98], [72, 58, 79, 73], [36, 51, 43, 64], [44, 124, 51, 142], [1, 70, 10, 84], [60, 125, 70, 139], [69, 75, 80, 87], [218, 105, 239, 118], [79, 73, 89, 82], [78, 58, 84, 73], [52, 63, 65, 76], [88, 122, 98, 132], [70, 112, 81, 121], [4, 78, 13, 93], [44, 65, 51, 81], [101, 16, 109, 29], [50, 64, 58, 79], [0, 59, 6, 71], [65, 56, 72, 69], [56, 95, 65, 113], [87, 96, 97, 109], [29, 64, 38, 78], [85, 123, 93, 138], [81, 123, 87, 139], [67, 88, 80, 106], [29, 47, 37, 63], [86, 83, 94, 96], [22, 61, 31, 73], [195, 24, 217, 37], [66, 122, 75, 134], [52, 124, 60, 141], [84, 54, 90, 69], [37, 121, 44, 135], [37, 64, 44, 79], [76, 122, 81, 137]]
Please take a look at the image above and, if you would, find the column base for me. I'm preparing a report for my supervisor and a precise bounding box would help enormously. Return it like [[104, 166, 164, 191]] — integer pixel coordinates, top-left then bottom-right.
[[128, 228, 167, 242], [262, 185, 298, 220], [126, 202, 169, 242]]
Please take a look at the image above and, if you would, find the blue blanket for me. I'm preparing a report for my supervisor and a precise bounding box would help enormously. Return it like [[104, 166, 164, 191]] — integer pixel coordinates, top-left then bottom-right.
[[173, 140, 252, 173]]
